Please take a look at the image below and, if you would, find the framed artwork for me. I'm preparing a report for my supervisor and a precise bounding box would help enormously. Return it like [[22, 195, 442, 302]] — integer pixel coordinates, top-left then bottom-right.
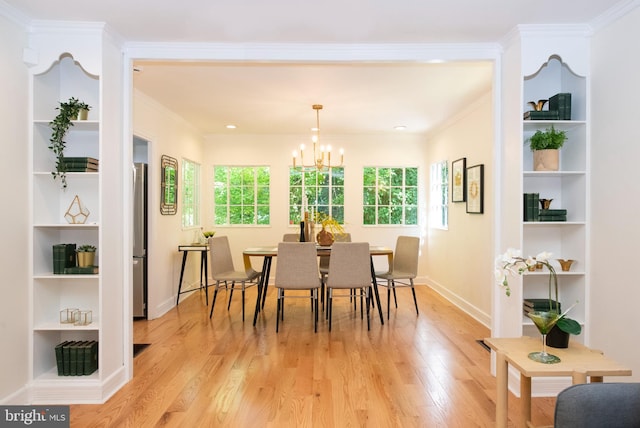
[[160, 155, 178, 215], [466, 164, 484, 214], [451, 157, 466, 202]]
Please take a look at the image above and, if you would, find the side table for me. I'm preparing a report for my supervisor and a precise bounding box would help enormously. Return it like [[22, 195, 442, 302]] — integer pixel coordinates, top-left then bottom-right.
[[177, 244, 209, 305]]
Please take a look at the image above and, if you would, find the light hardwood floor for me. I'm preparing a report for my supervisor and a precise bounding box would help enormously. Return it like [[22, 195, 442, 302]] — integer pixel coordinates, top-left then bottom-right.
[[70, 285, 555, 427]]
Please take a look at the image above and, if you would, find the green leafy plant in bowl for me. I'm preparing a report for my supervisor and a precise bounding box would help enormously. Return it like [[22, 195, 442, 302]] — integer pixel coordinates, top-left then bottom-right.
[[528, 125, 567, 151]]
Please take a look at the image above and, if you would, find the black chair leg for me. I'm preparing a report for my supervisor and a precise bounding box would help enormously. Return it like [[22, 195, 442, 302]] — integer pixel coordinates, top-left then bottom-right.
[[392, 281, 398, 308], [411, 281, 419, 316], [209, 286, 219, 318], [227, 282, 235, 310], [387, 287, 391, 319], [328, 290, 333, 332], [276, 290, 281, 332], [242, 286, 245, 321]]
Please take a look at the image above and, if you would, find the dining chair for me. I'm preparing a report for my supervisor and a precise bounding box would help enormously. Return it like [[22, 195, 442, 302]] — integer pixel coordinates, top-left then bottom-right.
[[326, 242, 372, 331], [208, 235, 261, 321], [375, 236, 420, 319], [319, 233, 351, 312], [274, 242, 321, 332], [282, 233, 299, 242]]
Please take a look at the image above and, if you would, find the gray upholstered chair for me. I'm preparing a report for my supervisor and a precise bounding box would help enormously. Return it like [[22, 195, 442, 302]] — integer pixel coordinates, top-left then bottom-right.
[[553, 382, 640, 427], [274, 242, 321, 332], [208, 236, 260, 321], [282, 233, 299, 242], [325, 242, 372, 331], [319, 233, 351, 311], [375, 236, 420, 319]]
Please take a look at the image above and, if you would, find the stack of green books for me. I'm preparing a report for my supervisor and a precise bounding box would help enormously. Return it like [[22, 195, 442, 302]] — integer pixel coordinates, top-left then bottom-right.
[[52, 244, 76, 274], [539, 208, 567, 222], [549, 93, 572, 120], [64, 266, 99, 274], [523, 110, 560, 120], [523, 193, 540, 221], [61, 157, 99, 172], [523, 298, 562, 314], [54, 340, 98, 376]]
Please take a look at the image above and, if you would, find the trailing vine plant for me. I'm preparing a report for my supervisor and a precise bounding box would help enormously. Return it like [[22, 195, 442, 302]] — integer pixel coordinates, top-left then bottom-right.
[[49, 97, 91, 188]]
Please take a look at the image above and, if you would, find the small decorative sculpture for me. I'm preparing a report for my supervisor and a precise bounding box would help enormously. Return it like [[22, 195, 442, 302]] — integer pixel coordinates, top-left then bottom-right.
[[65, 195, 90, 224], [528, 99, 548, 111], [539, 198, 553, 210], [557, 259, 575, 272]]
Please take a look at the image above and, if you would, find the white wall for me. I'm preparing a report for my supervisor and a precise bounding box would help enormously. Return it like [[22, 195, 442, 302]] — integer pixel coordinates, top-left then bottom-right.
[[133, 90, 205, 319], [424, 91, 494, 325], [0, 12, 29, 402], [590, 7, 640, 381]]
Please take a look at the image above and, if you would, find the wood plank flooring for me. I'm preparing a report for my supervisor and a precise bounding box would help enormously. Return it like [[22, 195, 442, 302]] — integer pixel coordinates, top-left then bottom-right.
[[69, 285, 555, 427]]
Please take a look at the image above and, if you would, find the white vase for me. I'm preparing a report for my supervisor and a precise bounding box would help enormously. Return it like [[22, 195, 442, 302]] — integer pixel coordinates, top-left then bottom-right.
[[533, 149, 559, 171]]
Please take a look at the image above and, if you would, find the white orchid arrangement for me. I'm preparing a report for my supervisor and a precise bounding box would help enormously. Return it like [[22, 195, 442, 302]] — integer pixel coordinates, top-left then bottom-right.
[[495, 248, 581, 335]]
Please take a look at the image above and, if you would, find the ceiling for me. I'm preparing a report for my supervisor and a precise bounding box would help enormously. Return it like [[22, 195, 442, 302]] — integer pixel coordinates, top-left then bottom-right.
[[5, 0, 624, 136]]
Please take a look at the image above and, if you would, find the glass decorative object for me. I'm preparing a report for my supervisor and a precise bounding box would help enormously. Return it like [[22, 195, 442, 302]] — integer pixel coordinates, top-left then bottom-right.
[[74, 310, 93, 326], [65, 195, 90, 224], [60, 308, 79, 324]]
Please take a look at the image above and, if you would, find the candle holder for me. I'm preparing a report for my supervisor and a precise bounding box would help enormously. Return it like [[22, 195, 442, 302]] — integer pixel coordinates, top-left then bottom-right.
[[60, 308, 79, 324]]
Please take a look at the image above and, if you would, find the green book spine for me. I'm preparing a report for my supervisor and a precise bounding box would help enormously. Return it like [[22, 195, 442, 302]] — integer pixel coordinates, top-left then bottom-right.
[[69, 342, 79, 376], [54, 341, 69, 376], [539, 209, 567, 215], [539, 215, 567, 221], [61, 157, 99, 164], [75, 341, 87, 376], [84, 341, 99, 375], [523, 193, 530, 221], [549, 93, 572, 120], [62, 341, 75, 376], [64, 166, 99, 172], [64, 266, 99, 274], [523, 110, 559, 120], [52, 244, 66, 274]]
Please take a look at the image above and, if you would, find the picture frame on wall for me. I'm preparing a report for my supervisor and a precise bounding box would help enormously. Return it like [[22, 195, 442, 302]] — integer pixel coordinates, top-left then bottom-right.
[[466, 164, 484, 214], [451, 157, 466, 202]]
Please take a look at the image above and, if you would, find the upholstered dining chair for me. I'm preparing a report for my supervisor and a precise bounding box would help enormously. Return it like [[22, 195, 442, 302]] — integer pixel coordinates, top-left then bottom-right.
[[274, 242, 321, 332], [553, 382, 640, 427], [375, 235, 420, 319], [208, 235, 260, 321], [325, 242, 372, 331], [282, 233, 299, 242], [319, 233, 351, 312]]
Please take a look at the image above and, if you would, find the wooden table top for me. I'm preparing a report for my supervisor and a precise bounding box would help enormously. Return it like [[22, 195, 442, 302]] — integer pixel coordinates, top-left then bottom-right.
[[484, 336, 631, 378]]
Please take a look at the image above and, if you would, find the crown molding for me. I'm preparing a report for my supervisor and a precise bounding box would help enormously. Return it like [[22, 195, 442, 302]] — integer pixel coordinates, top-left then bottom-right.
[[0, 0, 30, 28], [124, 42, 501, 62], [590, 0, 640, 33]]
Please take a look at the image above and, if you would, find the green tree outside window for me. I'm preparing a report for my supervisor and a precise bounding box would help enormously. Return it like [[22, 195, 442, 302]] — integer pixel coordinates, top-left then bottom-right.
[[214, 166, 270, 225], [363, 166, 418, 225]]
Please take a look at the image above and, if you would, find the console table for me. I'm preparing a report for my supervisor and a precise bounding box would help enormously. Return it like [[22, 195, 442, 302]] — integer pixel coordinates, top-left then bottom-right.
[[484, 336, 632, 428], [177, 244, 209, 305]]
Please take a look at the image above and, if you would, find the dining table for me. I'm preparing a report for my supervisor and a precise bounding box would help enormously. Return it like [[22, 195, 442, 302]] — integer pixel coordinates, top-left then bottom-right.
[[243, 245, 394, 326]]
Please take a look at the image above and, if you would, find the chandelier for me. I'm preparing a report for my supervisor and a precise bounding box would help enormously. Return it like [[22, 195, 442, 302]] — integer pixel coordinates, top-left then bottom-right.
[[292, 104, 344, 170]]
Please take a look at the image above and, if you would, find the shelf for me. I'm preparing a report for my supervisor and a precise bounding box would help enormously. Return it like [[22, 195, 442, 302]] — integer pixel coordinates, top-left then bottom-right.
[[524, 221, 585, 226], [34, 273, 99, 279], [34, 321, 99, 331], [35, 366, 100, 382], [524, 171, 585, 177], [33, 119, 99, 131]]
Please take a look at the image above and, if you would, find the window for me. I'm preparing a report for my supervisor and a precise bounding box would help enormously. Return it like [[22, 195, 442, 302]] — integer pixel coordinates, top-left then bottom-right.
[[213, 166, 270, 225], [181, 159, 200, 228], [289, 167, 344, 223], [363, 167, 418, 225], [429, 160, 448, 229]]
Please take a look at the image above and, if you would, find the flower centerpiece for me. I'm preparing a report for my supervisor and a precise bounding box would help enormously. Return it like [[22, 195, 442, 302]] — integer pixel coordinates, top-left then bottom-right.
[[495, 249, 581, 337], [313, 212, 345, 246]]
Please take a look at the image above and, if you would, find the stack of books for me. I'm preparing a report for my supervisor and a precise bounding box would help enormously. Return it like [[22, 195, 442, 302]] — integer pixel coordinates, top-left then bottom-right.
[[54, 340, 99, 376], [523, 298, 562, 314], [523, 193, 540, 221], [61, 157, 99, 172], [64, 266, 99, 274], [523, 92, 571, 120], [52, 244, 76, 274], [523, 110, 559, 120], [539, 208, 567, 222]]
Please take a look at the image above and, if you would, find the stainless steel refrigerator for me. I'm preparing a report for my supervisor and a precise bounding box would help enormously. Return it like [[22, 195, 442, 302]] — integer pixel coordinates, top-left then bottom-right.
[[133, 163, 148, 318]]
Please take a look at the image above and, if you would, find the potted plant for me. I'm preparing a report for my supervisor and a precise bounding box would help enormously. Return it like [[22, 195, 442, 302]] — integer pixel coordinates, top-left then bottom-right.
[[76, 244, 97, 267], [313, 212, 345, 246], [528, 125, 567, 171], [49, 97, 92, 188], [496, 249, 582, 348]]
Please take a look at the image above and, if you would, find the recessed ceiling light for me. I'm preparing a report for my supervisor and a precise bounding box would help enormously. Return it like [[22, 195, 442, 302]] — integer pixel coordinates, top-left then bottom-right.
[[394, 125, 407, 131], [226, 124, 237, 129]]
